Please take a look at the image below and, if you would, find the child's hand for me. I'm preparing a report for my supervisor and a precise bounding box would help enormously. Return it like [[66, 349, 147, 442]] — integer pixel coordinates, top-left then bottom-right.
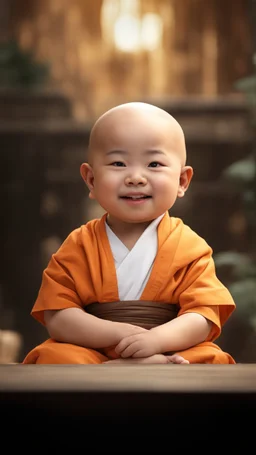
[[117, 323, 147, 342], [115, 331, 160, 358]]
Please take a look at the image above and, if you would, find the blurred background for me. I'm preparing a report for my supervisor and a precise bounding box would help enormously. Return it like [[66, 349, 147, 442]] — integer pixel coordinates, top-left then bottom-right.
[[0, 0, 255, 363]]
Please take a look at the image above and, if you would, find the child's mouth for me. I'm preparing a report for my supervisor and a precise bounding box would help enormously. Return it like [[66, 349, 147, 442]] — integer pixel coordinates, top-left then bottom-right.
[[121, 195, 151, 200]]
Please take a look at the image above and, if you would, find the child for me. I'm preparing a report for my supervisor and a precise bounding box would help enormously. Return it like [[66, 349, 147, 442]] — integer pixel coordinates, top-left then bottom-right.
[[23, 102, 236, 365]]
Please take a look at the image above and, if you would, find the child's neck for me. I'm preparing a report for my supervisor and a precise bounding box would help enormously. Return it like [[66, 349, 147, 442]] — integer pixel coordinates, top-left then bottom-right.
[[106, 218, 152, 250]]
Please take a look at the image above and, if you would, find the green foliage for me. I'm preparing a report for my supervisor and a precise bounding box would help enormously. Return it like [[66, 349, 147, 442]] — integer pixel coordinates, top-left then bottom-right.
[[214, 252, 256, 327], [229, 279, 256, 329], [214, 58, 256, 331], [222, 155, 255, 184], [221, 154, 256, 226], [214, 251, 256, 336], [235, 74, 256, 105], [235, 57, 256, 128], [0, 40, 50, 88], [214, 251, 255, 279]]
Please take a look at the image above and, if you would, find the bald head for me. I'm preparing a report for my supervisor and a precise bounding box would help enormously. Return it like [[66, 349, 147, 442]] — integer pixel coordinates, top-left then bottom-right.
[[87, 102, 187, 166]]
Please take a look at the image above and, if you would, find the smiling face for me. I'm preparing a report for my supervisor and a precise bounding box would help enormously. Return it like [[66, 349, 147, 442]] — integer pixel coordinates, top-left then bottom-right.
[[80, 102, 193, 229]]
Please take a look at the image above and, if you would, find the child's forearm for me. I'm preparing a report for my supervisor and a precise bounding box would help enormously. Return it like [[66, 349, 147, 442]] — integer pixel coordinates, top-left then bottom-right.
[[44, 308, 145, 349], [150, 312, 213, 353]]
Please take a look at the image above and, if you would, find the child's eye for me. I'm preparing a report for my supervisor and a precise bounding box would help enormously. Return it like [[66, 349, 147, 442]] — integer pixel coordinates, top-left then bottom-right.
[[110, 161, 126, 167], [148, 161, 162, 168]]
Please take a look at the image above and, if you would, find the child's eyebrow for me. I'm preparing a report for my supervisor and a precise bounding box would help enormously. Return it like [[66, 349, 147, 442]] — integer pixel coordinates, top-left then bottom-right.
[[106, 150, 127, 156], [143, 150, 165, 156]]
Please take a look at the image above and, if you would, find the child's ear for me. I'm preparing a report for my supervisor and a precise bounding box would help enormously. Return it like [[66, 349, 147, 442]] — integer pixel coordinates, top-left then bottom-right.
[[177, 166, 193, 198], [80, 163, 96, 199]]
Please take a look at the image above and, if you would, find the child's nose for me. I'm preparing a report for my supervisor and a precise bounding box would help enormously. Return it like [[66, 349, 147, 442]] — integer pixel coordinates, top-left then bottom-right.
[[125, 173, 147, 186]]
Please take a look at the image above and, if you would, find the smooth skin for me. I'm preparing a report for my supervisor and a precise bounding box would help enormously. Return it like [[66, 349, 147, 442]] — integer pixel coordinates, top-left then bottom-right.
[[44, 102, 213, 365]]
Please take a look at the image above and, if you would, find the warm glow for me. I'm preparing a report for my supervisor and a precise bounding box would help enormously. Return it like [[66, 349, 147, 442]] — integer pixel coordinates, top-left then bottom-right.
[[114, 14, 141, 52], [102, 0, 162, 53], [141, 13, 163, 51], [114, 12, 163, 52]]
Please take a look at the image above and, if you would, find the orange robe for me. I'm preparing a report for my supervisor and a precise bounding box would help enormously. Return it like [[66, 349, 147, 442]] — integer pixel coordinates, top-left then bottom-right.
[[23, 212, 236, 364]]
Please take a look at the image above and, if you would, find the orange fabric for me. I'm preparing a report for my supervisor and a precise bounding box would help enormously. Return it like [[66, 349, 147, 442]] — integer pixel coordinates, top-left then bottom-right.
[[23, 339, 107, 364], [177, 342, 235, 364], [23, 211, 236, 365], [23, 339, 235, 365]]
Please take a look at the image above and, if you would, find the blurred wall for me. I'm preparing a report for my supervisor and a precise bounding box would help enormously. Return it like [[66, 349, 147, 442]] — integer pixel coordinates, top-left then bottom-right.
[[8, 0, 253, 120]]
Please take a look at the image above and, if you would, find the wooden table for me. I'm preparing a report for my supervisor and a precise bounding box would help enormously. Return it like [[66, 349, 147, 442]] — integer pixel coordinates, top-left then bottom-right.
[[1, 364, 255, 428]]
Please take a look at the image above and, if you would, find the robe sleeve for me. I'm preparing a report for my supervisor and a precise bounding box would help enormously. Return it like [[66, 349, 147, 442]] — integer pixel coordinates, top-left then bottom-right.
[[172, 239, 236, 341], [31, 228, 88, 326]]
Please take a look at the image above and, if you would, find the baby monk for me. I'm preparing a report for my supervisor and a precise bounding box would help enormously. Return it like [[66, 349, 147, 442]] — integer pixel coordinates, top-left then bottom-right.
[[23, 102, 236, 365]]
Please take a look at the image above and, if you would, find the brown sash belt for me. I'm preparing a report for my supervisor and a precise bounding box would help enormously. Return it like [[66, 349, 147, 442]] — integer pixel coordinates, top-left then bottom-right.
[[85, 300, 179, 329]]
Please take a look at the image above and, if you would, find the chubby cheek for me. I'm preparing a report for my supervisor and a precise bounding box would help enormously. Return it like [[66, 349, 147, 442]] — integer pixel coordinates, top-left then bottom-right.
[[155, 180, 179, 204], [94, 174, 118, 197], [154, 175, 178, 193]]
